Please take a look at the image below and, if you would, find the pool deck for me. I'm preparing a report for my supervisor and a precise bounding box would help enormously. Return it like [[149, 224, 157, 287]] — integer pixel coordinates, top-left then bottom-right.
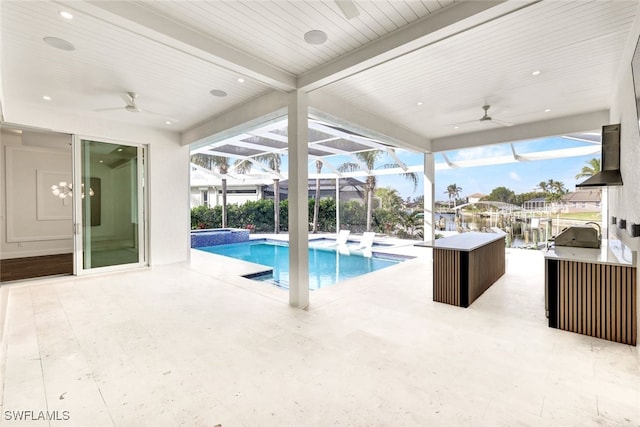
[[1, 234, 639, 426]]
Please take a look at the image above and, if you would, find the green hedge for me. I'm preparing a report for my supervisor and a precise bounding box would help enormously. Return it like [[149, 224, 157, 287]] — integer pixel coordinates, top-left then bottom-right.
[[191, 198, 359, 233], [190, 198, 421, 239]]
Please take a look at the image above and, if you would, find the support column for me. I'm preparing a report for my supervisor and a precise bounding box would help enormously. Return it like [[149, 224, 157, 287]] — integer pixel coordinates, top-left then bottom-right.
[[288, 91, 310, 308], [335, 177, 340, 233], [423, 153, 435, 242]]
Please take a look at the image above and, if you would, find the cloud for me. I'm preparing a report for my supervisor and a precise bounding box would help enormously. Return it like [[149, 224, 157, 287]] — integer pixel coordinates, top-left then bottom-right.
[[509, 171, 521, 181]]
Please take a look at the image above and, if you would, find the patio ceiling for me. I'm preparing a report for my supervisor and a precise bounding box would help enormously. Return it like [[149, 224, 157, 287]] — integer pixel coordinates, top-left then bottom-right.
[[1, 1, 638, 158]]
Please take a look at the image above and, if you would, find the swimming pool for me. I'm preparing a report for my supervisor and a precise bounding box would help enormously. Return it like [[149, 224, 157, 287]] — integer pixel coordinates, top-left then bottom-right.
[[196, 239, 410, 289]]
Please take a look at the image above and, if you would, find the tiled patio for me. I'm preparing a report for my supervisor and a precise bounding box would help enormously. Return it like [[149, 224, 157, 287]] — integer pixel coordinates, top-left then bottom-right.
[[1, 243, 638, 426]]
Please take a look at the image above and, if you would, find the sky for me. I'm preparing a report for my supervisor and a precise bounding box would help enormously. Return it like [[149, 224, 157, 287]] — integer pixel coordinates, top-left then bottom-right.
[[338, 135, 599, 202]]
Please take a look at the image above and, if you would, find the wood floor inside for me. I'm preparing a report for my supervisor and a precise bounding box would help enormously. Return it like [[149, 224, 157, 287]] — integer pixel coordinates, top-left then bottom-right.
[[0, 253, 73, 282]]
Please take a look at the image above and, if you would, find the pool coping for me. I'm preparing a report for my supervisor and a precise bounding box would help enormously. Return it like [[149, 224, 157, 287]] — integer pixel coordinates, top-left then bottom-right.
[[193, 236, 420, 290]]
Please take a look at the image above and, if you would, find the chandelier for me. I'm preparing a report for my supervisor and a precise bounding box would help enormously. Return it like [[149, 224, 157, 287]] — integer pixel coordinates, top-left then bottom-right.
[[50, 182, 94, 199]]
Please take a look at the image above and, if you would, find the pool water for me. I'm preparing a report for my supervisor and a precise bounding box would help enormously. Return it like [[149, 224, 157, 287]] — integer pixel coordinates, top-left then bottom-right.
[[196, 240, 407, 289]]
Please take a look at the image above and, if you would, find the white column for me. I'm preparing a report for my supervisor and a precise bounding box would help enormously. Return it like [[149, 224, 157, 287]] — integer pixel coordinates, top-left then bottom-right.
[[335, 177, 340, 233], [423, 153, 435, 242], [288, 91, 310, 308]]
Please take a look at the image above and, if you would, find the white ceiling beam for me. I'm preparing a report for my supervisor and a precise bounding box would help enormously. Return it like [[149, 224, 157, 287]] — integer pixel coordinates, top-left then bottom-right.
[[431, 110, 609, 152], [298, 1, 539, 91], [386, 148, 408, 171], [309, 157, 343, 177], [309, 91, 430, 152], [437, 146, 600, 170], [441, 153, 457, 168], [63, 1, 296, 91], [190, 134, 254, 154], [244, 158, 285, 179], [182, 90, 288, 148], [509, 143, 523, 161], [309, 121, 390, 151]]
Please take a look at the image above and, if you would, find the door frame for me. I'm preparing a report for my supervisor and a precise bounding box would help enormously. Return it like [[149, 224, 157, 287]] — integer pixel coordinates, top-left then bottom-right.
[[72, 135, 149, 275]]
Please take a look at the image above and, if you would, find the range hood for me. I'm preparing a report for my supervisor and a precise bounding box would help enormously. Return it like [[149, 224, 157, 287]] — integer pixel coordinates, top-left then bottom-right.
[[576, 124, 623, 187]]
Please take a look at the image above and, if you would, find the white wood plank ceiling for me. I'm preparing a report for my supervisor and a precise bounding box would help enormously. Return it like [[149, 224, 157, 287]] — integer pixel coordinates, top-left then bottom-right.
[[0, 0, 639, 153], [321, 0, 639, 138], [142, 0, 453, 75]]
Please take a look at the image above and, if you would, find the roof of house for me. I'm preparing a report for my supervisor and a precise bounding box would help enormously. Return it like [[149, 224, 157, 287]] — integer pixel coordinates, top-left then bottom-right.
[[562, 189, 602, 203], [467, 193, 487, 199]]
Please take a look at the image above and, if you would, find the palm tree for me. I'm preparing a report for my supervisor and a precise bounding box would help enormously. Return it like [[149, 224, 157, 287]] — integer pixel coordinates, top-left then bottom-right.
[[253, 153, 283, 233], [312, 160, 323, 233], [397, 209, 424, 239], [338, 150, 418, 232], [537, 181, 549, 192], [575, 158, 601, 179], [375, 187, 403, 210], [445, 183, 462, 208], [191, 153, 231, 227]]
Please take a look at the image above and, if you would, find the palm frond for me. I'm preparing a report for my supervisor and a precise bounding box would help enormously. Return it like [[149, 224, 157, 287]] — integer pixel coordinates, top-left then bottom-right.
[[233, 159, 253, 174], [337, 162, 362, 173], [253, 153, 282, 172]]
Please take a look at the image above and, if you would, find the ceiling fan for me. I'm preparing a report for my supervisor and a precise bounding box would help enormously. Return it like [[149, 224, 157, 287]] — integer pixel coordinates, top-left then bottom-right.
[[476, 104, 513, 127], [453, 104, 513, 128], [95, 92, 142, 113], [95, 92, 176, 122]]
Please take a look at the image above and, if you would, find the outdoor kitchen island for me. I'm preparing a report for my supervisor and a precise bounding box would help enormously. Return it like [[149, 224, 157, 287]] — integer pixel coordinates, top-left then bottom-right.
[[416, 231, 506, 308], [545, 240, 637, 345]]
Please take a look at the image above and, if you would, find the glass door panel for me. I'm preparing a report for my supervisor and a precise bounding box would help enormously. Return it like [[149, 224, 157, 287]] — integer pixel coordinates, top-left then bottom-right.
[[75, 139, 145, 271]]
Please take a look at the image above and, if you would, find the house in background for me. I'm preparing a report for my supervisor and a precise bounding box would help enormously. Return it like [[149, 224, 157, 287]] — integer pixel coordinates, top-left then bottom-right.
[[190, 165, 366, 208], [561, 188, 602, 212], [524, 196, 549, 212], [190, 163, 271, 208], [263, 177, 365, 203], [467, 192, 487, 204]]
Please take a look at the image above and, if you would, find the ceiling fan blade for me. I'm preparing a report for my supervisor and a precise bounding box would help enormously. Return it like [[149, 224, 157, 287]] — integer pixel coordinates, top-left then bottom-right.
[[491, 118, 514, 127], [94, 107, 124, 112], [336, 0, 359, 19], [120, 93, 133, 105]]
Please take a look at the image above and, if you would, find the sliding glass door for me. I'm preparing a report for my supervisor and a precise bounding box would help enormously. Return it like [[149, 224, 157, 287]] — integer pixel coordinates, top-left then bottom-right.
[[74, 138, 147, 272]]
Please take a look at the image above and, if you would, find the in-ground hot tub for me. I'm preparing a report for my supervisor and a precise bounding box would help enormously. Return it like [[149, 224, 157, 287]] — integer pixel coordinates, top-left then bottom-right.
[[191, 228, 250, 248]]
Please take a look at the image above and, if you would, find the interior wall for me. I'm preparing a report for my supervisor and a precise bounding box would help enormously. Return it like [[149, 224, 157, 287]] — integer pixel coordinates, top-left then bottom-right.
[[1, 128, 73, 259], [609, 64, 640, 253], [2, 111, 190, 266], [112, 160, 135, 242]]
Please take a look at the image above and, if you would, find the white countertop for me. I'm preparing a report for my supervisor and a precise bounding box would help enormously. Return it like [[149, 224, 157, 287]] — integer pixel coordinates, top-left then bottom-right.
[[415, 231, 506, 252], [544, 239, 635, 267]]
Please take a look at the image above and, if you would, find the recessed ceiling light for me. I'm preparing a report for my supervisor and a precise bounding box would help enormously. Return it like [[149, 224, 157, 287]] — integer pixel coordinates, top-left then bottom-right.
[[165, 121, 172, 125], [59, 11, 73, 19], [532, 70, 541, 76], [210, 89, 227, 97], [304, 30, 328, 45], [453, 126, 459, 129], [43, 36, 75, 51], [544, 108, 551, 112], [42, 95, 52, 101], [99, 160, 104, 163], [237, 78, 245, 83], [417, 102, 423, 106], [117, 148, 123, 152]]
